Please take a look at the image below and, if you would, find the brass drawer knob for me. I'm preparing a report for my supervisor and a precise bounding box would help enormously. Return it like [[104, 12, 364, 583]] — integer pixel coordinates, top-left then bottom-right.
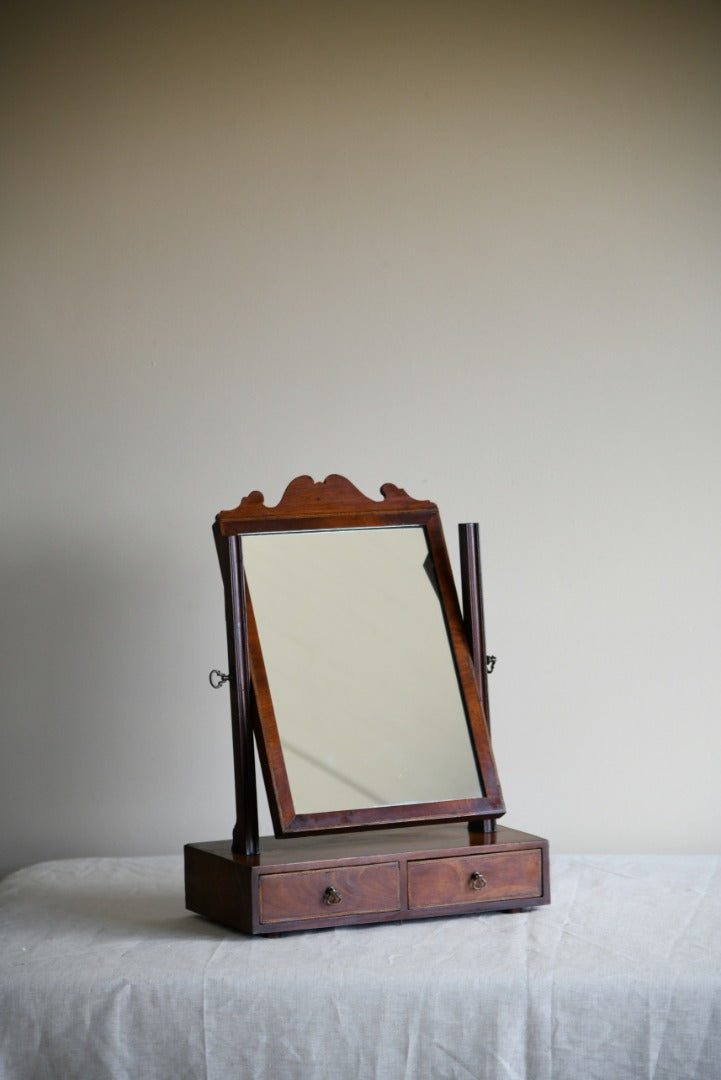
[[323, 885, 343, 906], [470, 871, 487, 891]]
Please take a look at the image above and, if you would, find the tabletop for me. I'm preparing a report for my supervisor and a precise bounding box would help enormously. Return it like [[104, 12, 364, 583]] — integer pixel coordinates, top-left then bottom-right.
[[2, 851, 720, 1079]]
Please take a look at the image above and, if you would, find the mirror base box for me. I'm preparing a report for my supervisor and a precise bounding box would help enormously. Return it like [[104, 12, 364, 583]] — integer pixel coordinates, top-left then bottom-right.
[[185, 824, 549, 935]]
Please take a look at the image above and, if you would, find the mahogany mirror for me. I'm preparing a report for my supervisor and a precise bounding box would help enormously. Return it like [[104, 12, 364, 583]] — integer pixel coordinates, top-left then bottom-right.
[[213, 475, 505, 847]]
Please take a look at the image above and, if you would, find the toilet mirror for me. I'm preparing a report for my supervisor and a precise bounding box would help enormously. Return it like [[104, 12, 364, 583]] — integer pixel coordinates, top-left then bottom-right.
[[215, 475, 504, 837]]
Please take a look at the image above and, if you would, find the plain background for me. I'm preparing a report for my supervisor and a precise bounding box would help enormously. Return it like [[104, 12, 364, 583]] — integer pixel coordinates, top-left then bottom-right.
[[2, 1, 720, 877]]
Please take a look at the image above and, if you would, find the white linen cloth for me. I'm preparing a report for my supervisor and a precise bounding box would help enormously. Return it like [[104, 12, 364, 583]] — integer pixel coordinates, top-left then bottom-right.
[[1, 852, 720, 1079]]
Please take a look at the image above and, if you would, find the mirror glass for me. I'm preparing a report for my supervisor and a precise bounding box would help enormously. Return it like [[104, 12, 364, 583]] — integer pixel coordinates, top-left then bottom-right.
[[242, 526, 482, 814]]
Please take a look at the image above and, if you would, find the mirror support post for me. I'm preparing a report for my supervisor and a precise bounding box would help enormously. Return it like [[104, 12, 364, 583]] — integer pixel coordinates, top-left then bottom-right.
[[459, 523, 497, 835], [459, 523, 491, 733], [214, 526, 259, 856]]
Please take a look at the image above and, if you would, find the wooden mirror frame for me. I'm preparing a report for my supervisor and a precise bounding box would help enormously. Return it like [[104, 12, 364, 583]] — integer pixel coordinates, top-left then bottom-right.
[[214, 475, 505, 852]]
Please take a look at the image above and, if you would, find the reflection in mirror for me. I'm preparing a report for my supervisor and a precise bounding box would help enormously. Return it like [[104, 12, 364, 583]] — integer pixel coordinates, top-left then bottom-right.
[[242, 527, 482, 815]]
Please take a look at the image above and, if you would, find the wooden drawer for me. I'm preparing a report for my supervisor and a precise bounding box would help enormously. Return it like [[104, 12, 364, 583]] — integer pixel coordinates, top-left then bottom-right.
[[186, 828, 549, 934], [408, 848, 542, 910], [259, 861, 401, 925]]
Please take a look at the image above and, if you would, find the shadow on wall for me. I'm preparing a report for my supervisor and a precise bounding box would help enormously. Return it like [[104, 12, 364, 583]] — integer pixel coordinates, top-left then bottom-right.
[[0, 536, 220, 878]]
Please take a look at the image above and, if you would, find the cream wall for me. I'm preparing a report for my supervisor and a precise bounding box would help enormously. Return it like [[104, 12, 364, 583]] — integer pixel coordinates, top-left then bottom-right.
[[2, 1, 720, 876]]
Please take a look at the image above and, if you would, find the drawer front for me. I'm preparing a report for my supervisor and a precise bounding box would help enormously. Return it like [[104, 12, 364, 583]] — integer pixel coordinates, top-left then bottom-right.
[[259, 861, 401, 925], [408, 849, 542, 910]]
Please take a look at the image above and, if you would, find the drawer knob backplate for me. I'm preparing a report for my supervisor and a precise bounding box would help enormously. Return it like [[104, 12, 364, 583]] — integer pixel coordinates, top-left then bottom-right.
[[470, 871, 488, 891]]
